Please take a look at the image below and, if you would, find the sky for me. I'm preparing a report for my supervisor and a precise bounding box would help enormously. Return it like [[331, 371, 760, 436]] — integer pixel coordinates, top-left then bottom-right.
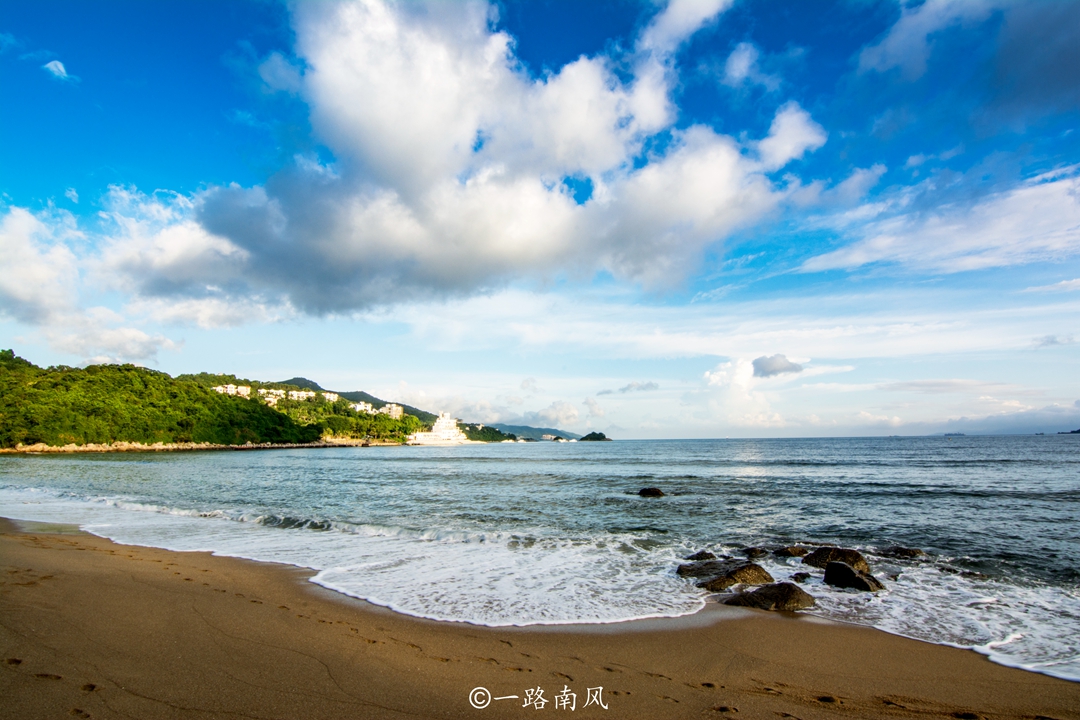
[[2, 0, 1079, 438]]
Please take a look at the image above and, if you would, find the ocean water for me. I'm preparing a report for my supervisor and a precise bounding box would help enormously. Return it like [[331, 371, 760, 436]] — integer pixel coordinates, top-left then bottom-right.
[[1, 436, 1078, 680]]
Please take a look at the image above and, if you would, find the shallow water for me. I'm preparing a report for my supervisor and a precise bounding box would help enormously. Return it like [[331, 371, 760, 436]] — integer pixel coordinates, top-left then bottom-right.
[[1, 435, 1078, 680]]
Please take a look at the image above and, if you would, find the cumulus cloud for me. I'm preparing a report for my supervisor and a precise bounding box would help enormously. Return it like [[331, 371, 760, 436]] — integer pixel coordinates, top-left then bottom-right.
[[751, 353, 803, 377], [64, 188, 78, 203], [756, 102, 827, 171], [704, 359, 785, 427], [583, 397, 605, 418], [524, 400, 580, 427], [89, 0, 823, 316], [0, 207, 81, 324], [802, 168, 1080, 273], [42, 59, 78, 82]]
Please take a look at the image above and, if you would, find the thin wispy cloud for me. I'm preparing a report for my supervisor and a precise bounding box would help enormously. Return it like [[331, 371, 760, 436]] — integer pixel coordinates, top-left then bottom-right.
[[42, 59, 79, 82]]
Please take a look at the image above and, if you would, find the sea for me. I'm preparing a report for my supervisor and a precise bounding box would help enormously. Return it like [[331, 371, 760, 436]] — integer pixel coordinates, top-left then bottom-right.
[[1, 435, 1078, 681]]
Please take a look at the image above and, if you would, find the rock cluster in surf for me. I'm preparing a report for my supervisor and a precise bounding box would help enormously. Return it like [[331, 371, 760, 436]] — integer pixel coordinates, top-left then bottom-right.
[[675, 543, 915, 612]]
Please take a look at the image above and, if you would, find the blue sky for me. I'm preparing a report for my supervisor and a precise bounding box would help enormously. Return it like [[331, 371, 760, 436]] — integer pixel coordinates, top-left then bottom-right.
[[2, 0, 1079, 437]]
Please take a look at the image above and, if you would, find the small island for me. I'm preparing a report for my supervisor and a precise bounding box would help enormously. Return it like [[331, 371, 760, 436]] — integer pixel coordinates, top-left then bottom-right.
[[579, 431, 612, 441]]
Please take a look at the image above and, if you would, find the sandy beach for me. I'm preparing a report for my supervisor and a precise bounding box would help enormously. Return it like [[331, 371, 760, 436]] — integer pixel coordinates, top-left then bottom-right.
[[1, 517, 1077, 720]]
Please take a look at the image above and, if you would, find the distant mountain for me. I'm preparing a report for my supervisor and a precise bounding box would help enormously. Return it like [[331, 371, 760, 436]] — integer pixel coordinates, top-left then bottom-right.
[[489, 424, 582, 441], [335, 390, 437, 424], [276, 378, 437, 423], [278, 377, 325, 391]]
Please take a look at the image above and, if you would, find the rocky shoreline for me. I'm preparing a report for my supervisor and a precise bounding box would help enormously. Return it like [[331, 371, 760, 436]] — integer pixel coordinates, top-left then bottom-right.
[[675, 541, 923, 612], [0, 438, 404, 454]]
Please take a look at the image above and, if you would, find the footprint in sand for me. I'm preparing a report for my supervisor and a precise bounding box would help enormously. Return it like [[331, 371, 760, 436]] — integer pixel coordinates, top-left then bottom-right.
[[6, 658, 22, 665], [81, 684, 97, 692], [35, 673, 63, 680], [69, 709, 90, 718]]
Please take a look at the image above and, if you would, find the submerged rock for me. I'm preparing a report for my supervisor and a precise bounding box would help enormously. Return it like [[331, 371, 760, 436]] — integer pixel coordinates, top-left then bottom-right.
[[684, 550, 716, 561], [638, 487, 665, 497], [698, 563, 774, 592], [791, 572, 811, 583], [742, 546, 768, 559], [774, 545, 810, 558], [802, 547, 870, 573], [824, 561, 885, 592], [882, 545, 925, 559], [724, 582, 815, 611]]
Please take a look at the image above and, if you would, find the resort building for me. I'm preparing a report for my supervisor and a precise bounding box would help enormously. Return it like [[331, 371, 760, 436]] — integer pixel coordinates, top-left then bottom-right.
[[350, 401, 375, 414], [322, 392, 339, 402], [212, 384, 251, 397], [379, 403, 404, 419], [288, 390, 317, 401], [406, 413, 473, 445]]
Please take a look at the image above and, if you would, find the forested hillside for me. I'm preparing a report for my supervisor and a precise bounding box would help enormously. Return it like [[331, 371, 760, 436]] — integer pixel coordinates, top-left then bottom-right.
[[0, 350, 319, 447], [0, 351, 429, 448]]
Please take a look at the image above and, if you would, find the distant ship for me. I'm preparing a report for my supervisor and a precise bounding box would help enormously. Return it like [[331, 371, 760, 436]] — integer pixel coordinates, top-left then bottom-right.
[[406, 413, 475, 446]]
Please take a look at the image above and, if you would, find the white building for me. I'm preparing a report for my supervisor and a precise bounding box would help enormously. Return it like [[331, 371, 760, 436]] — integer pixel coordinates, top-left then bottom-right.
[[407, 413, 473, 445], [322, 392, 339, 402], [212, 384, 251, 397], [379, 403, 404, 419], [257, 388, 286, 407], [288, 390, 317, 401], [350, 401, 375, 414]]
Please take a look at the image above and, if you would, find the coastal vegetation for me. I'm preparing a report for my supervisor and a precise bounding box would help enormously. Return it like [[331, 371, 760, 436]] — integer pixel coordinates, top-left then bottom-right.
[[0, 350, 425, 448], [0, 350, 319, 447], [460, 423, 516, 442]]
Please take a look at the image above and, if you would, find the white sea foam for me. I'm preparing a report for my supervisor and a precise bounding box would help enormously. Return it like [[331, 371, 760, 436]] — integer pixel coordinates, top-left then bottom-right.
[[0, 486, 705, 626], [2, 485, 1078, 680]]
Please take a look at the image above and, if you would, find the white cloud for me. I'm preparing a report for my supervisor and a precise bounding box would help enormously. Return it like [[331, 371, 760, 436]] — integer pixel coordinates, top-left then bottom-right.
[[721, 42, 780, 91], [704, 359, 785, 427], [42, 59, 78, 82], [64, 188, 78, 203], [0, 207, 80, 323], [855, 410, 902, 427], [94, 186, 250, 307], [638, 0, 733, 55], [526, 400, 580, 427], [94, 0, 823, 316], [858, 0, 998, 79], [802, 170, 1080, 273], [1023, 278, 1080, 293], [583, 397, 605, 418], [756, 101, 827, 171]]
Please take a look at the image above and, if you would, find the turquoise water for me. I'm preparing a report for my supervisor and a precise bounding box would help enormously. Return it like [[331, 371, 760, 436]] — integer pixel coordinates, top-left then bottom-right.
[[1, 436, 1078, 679]]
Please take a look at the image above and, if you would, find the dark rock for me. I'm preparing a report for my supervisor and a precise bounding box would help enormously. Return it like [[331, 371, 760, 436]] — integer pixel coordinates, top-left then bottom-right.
[[741, 546, 768, 559], [724, 582, 815, 612], [638, 487, 665, 497], [791, 572, 811, 583], [824, 561, 885, 592], [774, 545, 809, 558], [882, 545, 925, 559], [677, 559, 737, 579], [802, 547, 870, 573], [684, 550, 716, 561], [698, 563, 774, 592]]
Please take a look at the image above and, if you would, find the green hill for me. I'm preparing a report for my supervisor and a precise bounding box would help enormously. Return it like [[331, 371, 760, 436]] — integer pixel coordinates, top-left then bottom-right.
[[0, 350, 319, 447]]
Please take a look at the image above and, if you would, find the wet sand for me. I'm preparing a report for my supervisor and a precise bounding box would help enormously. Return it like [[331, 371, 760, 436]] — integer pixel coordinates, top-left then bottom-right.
[[1, 517, 1077, 720]]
